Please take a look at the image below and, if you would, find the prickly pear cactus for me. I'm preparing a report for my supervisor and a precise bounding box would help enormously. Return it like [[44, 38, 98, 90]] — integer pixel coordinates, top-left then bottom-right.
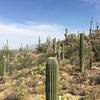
[[46, 57, 59, 100]]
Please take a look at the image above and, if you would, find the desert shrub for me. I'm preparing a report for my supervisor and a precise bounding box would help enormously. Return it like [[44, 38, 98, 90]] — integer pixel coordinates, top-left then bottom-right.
[[65, 42, 79, 58], [60, 59, 70, 66], [84, 90, 100, 100], [17, 53, 33, 69], [31, 65, 45, 75], [0, 60, 4, 75], [37, 56, 46, 66], [35, 85, 45, 94], [13, 84, 28, 100], [92, 41, 100, 61], [36, 53, 50, 66], [36, 43, 48, 53], [32, 57, 38, 66]]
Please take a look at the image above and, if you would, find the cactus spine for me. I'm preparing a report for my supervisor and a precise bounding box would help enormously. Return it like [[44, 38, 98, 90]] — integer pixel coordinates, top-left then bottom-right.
[[79, 33, 85, 72], [46, 57, 59, 100]]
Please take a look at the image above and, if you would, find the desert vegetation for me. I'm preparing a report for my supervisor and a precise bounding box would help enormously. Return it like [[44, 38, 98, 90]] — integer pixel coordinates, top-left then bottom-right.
[[0, 22, 100, 100]]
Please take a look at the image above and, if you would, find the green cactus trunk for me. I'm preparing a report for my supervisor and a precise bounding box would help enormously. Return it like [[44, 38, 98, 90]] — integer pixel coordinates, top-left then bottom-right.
[[53, 38, 57, 57], [62, 41, 65, 61], [57, 40, 61, 63], [6, 54, 10, 74], [3, 56, 7, 77], [89, 58, 93, 70], [79, 33, 85, 72], [0, 58, 4, 76], [46, 57, 59, 100]]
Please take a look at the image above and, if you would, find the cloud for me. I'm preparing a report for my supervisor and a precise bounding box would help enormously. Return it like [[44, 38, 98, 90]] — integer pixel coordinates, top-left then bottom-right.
[[80, 0, 100, 8], [81, 0, 100, 3], [0, 22, 65, 38], [0, 22, 84, 49], [0, 22, 66, 49]]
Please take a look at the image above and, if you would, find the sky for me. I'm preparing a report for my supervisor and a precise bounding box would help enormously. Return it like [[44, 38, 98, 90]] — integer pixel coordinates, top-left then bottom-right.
[[0, 0, 100, 49]]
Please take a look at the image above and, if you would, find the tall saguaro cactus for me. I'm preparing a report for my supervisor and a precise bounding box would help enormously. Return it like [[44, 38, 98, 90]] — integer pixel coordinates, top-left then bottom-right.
[[6, 54, 10, 74], [89, 17, 93, 37], [3, 56, 7, 77], [62, 41, 65, 60], [53, 38, 57, 57], [57, 40, 61, 63], [46, 57, 59, 100], [89, 58, 93, 70], [64, 28, 68, 45], [79, 33, 85, 72], [20, 42, 23, 52]]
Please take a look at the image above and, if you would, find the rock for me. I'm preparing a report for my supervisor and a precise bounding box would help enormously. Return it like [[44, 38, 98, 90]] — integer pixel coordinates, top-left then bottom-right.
[[88, 75, 100, 85], [79, 91, 86, 96], [4, 95, 18, 100], [32, 95, 45, 100], [0, 77, 5, 84], [0, 89, 13, 100], [22, 95, 34, 100], [63, 93, 80, 100]]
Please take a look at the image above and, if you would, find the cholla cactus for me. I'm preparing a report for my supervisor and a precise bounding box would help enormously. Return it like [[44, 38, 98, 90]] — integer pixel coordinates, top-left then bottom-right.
[[46, 57, 59, 100]]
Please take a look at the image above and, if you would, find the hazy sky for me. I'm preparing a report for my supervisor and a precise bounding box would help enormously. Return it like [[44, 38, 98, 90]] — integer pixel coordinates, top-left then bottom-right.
[[0, 0, 100, 49]]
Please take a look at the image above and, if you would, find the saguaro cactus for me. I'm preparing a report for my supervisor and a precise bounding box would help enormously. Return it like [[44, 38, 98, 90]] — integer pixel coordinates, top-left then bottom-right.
[[6, 54, 10, 74], [20, 42, 23, 52], [64, 28, 68, 45], [57, 40, 61, 63], [53, 38, 57, 56], [79, 33, 85, 72], [46, 57, 59, 100], [89, 17, 93, 37], [89, 58, 93, 70], [26, 44, 29, 52], [38, 36, 41, 51], [62, 41, 65, 60], [3, 56, 7, 77]]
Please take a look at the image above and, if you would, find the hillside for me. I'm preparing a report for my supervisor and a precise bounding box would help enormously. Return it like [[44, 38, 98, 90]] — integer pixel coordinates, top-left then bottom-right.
[[0, 26, 99, 100]]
